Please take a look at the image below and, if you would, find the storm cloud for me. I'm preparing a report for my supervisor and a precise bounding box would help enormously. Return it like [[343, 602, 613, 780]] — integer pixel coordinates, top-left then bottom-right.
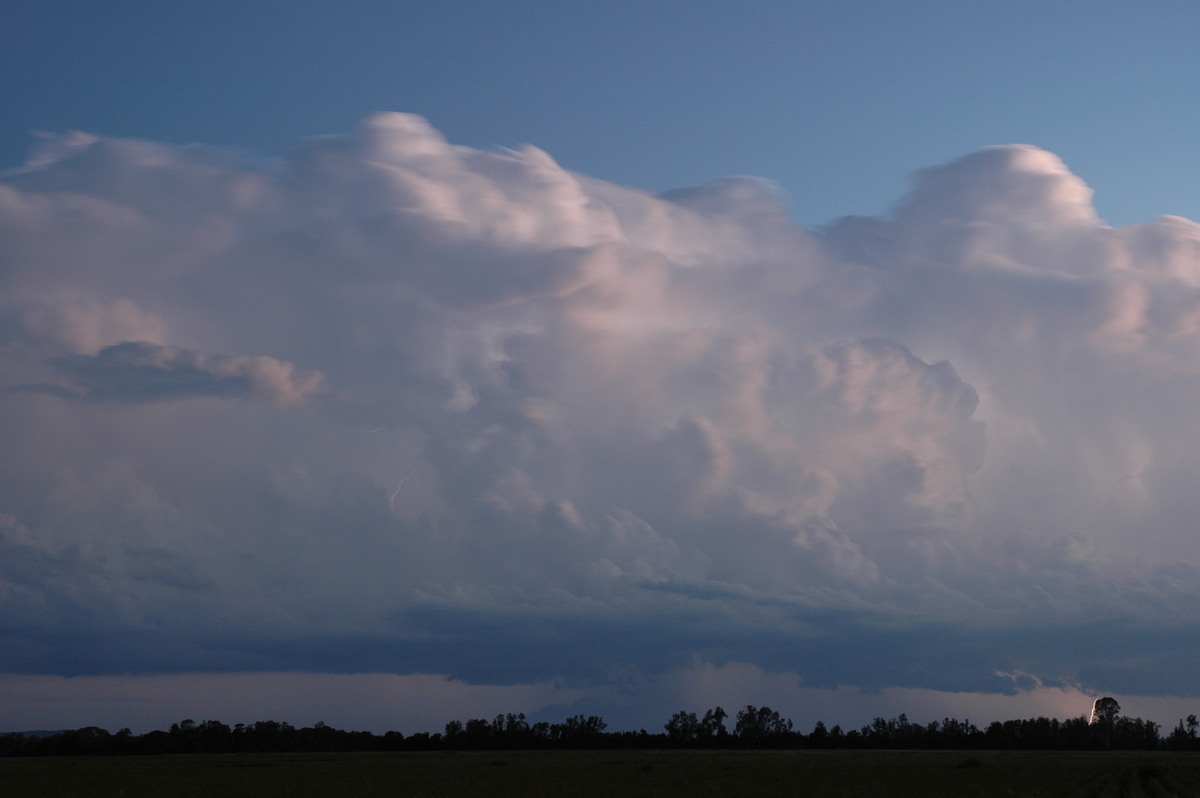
[[2, 114, 1199, 731]]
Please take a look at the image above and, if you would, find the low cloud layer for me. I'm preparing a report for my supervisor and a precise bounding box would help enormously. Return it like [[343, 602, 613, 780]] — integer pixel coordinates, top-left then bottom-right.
[[2, 114, 1199, 730]]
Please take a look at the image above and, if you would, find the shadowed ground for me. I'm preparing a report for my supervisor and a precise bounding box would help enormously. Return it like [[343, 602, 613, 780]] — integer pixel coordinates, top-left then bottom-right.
[[4, 750, 1200, 797]]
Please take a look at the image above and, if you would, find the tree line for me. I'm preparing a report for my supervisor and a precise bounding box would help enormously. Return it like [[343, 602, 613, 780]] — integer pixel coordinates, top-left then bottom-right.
[[4, 700, 1198, 757]]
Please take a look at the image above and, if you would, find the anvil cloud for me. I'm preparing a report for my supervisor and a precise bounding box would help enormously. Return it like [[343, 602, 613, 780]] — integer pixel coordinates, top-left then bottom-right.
[[2, 115, 1198, 732]]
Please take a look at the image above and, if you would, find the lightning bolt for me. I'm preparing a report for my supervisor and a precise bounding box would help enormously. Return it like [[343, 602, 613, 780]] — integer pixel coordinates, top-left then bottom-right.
[[389, 470, 415, 508]]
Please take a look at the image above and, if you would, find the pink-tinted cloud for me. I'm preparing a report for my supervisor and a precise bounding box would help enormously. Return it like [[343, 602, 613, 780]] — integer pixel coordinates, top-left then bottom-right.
[[3, 116, 1200, 732]]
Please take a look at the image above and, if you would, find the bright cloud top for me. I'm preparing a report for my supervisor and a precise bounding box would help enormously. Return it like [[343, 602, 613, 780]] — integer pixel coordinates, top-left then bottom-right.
[[2, 114, 1199, 729]]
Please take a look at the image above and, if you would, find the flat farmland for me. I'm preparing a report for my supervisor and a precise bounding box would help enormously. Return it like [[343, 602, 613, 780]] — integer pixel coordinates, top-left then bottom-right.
[[4, 749, 1200, 797]]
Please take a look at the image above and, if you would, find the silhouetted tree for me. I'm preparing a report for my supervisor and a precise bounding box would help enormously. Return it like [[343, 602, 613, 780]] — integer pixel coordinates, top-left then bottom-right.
[[1169, 716, 1200, 751], [734, 705, 793, 744], [551, 714, 607, 748], [1092, 697, 1120, 726], [1, 701, 1182, 758], [1091, 697, 1121, 749], [664, 710, 701, 743], [462, 718, 493, 749], [701, 707, 728, 741], [489, 713, 532, 748]]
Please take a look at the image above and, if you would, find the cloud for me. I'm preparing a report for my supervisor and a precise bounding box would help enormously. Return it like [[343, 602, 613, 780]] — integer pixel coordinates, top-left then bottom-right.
[[3, 115, 1200, 731], [25, 341, 323, 405], [896, 145, 1100, 234], [4, 298, 168, 354], [0, 672, 583, 735]]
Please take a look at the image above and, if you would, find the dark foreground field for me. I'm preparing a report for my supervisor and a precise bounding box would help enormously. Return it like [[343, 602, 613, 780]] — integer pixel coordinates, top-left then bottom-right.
[[5, 750, 1200, 797]]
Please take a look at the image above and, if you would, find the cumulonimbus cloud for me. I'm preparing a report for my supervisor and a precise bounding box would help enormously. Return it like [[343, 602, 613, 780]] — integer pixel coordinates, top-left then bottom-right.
[[2, 113, 1200, 726]]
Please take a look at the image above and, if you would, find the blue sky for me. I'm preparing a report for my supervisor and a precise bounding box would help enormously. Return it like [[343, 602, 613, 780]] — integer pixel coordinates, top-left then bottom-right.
[[3, 1, 1200, 735], [4, 1, 1198, 227]]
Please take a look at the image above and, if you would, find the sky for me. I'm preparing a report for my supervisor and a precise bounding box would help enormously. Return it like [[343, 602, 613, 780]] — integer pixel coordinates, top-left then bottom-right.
[[2, 1, 1200, 735]]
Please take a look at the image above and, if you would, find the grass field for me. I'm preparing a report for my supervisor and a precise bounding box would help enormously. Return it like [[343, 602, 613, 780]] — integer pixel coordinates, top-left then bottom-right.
[[4, 749, 1200, 797]]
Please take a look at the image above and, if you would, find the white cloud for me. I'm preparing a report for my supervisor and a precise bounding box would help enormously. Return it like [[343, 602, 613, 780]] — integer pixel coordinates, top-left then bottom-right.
[[2, 116, 1200, 730]]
